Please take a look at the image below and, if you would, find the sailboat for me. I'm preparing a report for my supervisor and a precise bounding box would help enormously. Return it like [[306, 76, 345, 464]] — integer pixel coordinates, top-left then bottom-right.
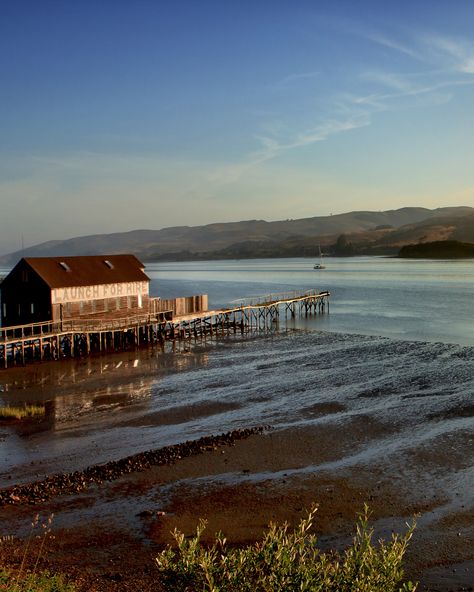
[[313, 244, 326, 269]]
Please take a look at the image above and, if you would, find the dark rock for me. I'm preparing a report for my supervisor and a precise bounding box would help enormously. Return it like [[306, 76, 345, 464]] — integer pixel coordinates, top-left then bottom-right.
[[0, 425, 271, 506]]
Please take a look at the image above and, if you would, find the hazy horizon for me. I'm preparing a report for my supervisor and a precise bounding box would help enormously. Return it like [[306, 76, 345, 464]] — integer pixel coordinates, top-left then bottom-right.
[[2, 1, 474, 254]]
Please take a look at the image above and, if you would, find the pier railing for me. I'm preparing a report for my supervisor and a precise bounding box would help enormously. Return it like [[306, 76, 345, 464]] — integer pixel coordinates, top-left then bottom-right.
[[231, 288, 328, 308], [1, 320, 61, 341], [0, 311, 173, 342]]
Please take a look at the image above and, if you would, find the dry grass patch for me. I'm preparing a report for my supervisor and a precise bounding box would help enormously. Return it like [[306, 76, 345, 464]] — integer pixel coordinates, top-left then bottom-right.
[[0, 405, 45, 420]]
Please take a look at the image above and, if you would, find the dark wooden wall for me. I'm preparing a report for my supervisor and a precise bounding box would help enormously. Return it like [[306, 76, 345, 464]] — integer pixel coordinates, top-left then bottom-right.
[[1, 260, 52, 327]]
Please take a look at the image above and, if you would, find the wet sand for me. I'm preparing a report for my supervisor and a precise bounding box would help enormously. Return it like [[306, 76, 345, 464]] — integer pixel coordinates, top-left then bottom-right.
[[1, 335, 474, 591], [1, 424, 473, 590]]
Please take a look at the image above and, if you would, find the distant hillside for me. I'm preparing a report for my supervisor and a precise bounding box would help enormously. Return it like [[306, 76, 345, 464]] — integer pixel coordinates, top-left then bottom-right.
[[326, 210, 474, 255], [399, 240, 474, 259], [0, 206, 473, 265]]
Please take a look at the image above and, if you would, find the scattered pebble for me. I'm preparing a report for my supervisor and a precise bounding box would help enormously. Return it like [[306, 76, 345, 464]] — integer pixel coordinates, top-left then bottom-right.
[[0, 426, 270, 507]]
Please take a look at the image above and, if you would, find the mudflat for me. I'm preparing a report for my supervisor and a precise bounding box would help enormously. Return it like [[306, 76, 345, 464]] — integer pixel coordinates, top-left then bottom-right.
[[1, 425, 473, 591], [1, 334, 474, 591]]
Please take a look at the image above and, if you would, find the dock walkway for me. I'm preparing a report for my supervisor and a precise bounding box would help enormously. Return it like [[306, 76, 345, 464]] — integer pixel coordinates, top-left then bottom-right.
[[0, 289, 329, 369]]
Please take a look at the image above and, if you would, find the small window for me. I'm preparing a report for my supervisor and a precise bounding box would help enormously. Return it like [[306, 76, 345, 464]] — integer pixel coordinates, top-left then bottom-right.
[[2, 303, 6, 317], [22, 270, 29, 282], [138, 293, 142, 308], [18, 303, 21, 316], [59, 261, 71, 272], [104, 260, 114, 269], [30, 303, 35, 314]]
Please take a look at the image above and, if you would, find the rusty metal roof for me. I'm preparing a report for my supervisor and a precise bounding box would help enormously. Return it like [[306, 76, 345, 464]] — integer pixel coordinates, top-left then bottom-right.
[[23, 255, 149, 288]]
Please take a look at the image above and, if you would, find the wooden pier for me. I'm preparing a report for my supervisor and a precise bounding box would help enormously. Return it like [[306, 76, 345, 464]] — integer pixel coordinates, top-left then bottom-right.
[[0, 290, 329, 369]]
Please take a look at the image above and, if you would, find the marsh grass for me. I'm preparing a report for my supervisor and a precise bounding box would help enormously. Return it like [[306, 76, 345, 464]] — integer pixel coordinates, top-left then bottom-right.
[[0, 568, 74, 592], [0, 405, 45, 421], [0, 514, 74, 592], [155, 504, 418, 592]]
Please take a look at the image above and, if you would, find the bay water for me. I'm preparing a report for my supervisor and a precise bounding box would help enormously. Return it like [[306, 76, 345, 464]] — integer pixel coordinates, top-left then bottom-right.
[[147, 256, 474, 345]]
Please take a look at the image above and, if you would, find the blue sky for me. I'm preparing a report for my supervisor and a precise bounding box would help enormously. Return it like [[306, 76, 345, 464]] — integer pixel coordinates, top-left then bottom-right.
[[1, 1, 474, 253]]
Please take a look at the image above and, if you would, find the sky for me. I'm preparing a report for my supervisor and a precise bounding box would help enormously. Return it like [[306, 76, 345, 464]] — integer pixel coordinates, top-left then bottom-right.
[[1, 0, 474, 254]]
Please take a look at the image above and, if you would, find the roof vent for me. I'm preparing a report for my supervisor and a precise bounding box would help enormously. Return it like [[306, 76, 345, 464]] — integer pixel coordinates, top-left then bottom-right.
[[104, 260, 114, 269], [59, 261, 71, 272]]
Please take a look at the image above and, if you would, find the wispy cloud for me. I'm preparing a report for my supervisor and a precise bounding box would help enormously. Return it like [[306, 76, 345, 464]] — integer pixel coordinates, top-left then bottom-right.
[[367, 32, 425, 62], [361, 71, 419, 93], [368, 29, 474, 76], [346, 28, 474, 116], [251, 114, 369, 165], [278, 71, 320, 86], [354, 71, 474, 109], [251, 29, 474, 174], [421, 34, 474, 73]]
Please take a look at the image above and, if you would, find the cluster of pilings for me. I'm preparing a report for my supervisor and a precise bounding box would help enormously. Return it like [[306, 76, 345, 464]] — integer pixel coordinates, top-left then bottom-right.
[[0, 290, 330, 369]]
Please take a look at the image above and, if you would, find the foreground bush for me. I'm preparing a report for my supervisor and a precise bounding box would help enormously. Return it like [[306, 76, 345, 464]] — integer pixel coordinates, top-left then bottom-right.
[[155, 505, 417, 591]]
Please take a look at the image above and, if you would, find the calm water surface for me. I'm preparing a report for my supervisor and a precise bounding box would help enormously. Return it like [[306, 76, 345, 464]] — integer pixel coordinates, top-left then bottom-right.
[[147, 257, 474, 345]]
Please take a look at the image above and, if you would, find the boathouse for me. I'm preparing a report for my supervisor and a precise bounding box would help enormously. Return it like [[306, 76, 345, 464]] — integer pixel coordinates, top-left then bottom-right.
[[0, 255, 151, 327]]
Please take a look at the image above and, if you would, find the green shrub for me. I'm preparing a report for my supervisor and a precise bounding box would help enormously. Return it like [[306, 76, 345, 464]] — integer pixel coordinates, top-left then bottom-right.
[[0, 567, 75, 592], [155, 504, 417, 591]]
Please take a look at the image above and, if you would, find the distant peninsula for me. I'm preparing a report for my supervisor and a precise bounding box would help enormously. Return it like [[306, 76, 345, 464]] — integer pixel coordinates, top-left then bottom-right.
[[399, 240, 474, 259]]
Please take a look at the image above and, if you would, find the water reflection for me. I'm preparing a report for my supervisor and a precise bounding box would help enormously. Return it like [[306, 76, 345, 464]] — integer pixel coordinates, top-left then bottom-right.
[[0, 343, 211, 439]]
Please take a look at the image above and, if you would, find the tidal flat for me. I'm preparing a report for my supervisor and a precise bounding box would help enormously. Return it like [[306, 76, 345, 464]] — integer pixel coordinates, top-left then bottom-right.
[[1, 329, 473, 590]]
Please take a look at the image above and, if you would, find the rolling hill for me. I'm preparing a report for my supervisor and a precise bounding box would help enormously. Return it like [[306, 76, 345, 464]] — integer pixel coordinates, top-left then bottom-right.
[[1, 206, 473, 265]]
